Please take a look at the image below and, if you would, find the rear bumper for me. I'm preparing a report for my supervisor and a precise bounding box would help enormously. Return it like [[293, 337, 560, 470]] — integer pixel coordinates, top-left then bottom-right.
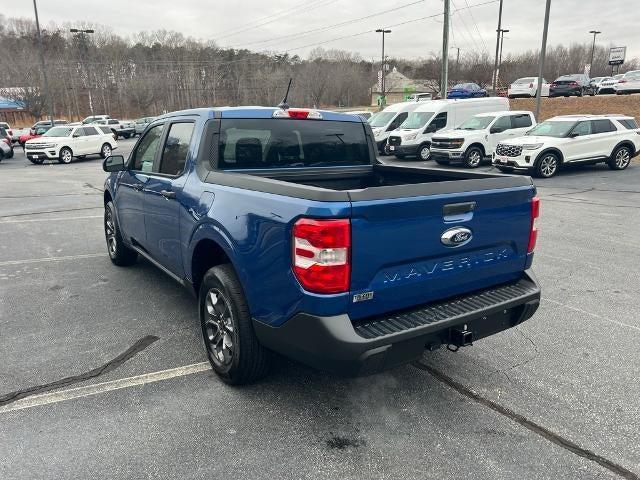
[[254, 270, 541, 376], [549, 87, 581, 96]]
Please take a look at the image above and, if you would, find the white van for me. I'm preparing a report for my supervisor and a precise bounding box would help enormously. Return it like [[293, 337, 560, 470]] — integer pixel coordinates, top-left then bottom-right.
[[368, 101, 424, 154], [386, 97, 509, 160]]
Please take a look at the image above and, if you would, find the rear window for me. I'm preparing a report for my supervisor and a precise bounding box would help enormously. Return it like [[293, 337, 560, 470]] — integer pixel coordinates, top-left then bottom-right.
[[618, 119, 638, 129], [514, 78, 535, 84], [218, 119, 370, 170]]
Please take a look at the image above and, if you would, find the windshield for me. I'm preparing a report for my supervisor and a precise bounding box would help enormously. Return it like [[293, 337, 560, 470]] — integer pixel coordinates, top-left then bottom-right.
[[514, 78, 535, 84], [368, 112, 396, 127], [626, 71, 640, 79], [526, 121, 575, 138], [459, 116, 495, 130], [218, 119, 369, 169], [452, 83, 472, 89], [400, 112, 434, 129], [43, 127, 73, 137], [136, 118, 149, 124]]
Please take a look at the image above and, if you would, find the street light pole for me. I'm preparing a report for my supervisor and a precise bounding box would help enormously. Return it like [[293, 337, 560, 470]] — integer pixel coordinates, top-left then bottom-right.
[[70, 28, 95, 116], [375, 29, 391, 107], [32, 0, 54, 121], [440, 0, 450, 99], [589, 30, 601, 76], [492, 0, 504, 92], [535, 0, 552, 121]]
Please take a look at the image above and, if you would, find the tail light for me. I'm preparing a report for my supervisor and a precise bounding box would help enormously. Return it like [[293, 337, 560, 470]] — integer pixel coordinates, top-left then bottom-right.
[[8, 129, 13, 136], [619, 79, 627, 84], [273, 108, 323, 120], [292, 218, 350, 294], [569, 81, 578, 86], [527, 197, 540, 253]]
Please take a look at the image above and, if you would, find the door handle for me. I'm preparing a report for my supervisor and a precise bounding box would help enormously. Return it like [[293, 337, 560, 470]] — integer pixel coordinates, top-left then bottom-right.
[[160, 190, 176, 200]]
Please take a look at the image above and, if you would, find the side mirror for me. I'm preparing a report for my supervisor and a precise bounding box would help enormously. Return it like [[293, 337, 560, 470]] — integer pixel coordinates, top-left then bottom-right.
[[490, 127, 504, 134], [103, 154, 126, 172], [72, 133, 80, 138], [568, 132, 579, 138]]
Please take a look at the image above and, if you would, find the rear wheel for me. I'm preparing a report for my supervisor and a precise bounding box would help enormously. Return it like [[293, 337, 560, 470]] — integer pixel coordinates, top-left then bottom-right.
[[608, 145, 632, 170], [58, 147, 73, 164], [535, 152, 559, 178], [200, 264, 271, 385], [463, 146, 483, 168], [418, 144, 431, 161], [104, 201, 137, 266], [6, 148, 14, 159], [100, 143, 112, 159]]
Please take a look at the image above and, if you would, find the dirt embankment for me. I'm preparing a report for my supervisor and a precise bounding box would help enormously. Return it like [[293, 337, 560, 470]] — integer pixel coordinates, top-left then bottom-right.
[[510, 95, 640, 121]]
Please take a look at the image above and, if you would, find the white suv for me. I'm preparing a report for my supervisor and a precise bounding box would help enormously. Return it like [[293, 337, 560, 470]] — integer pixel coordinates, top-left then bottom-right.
[[431, 111, 536, 168], [493, 115, 640, 178], [24, 124, 117, 164]]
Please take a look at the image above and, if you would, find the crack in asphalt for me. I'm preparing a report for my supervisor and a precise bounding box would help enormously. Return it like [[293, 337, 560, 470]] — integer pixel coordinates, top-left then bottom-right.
[[412, 361, 639, 480], [0, 206, 103, 219], [0, 335, 159, 408]]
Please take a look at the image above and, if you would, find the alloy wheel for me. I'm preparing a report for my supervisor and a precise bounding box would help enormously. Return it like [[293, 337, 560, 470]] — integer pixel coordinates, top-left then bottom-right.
[[102, 145, 112, 157], [540, 155, 557, 177], [61, 149, 72, 163], [204, 289, 234, 366], [104, 209, 117, 257], [615, 148, 631, 169], [419, 146, 430, 160], [467, 150, 481, 167]]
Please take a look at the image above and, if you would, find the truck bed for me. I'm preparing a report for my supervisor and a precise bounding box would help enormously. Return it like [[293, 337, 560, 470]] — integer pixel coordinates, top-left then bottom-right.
[[205, 164, 533, 202]]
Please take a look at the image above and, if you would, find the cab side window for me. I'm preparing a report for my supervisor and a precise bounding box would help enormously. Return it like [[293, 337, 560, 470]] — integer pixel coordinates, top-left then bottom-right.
[[512, 114, 533, 128], [427, 112, 448, 133], [492, 116, 512, 131], [157, 122, 195, 176], [387, 112, 408, 131], [571, 121, 592, 136], [74, 128, 87, 137], [592, 119, 616, 134], [131, 124, 164, 172], [83, 126, 99, 136]]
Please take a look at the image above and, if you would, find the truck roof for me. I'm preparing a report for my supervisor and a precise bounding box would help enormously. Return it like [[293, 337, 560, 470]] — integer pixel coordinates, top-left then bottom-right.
[[412, 97, 508, 112], [548, 114, 635, 122], [475, 110, 532, 117], [156, 106, 363, 122]]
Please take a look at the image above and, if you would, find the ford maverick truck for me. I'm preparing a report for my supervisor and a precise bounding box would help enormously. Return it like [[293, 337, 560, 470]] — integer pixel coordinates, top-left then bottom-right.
[[103, 106, 541, 384]]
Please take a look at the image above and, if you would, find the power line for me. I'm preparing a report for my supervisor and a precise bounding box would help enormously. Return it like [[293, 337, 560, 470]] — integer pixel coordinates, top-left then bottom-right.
[[282, 0, 499, 54], [228, 0, 426, 50], [451, 0, 485, 55], [213, 0, 339, 41], [462, 0, 489, 53], [213, 0, 311, 37]]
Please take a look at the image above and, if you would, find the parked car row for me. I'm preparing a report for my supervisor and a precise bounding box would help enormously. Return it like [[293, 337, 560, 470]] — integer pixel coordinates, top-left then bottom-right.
[[508, 70, 640, 98]]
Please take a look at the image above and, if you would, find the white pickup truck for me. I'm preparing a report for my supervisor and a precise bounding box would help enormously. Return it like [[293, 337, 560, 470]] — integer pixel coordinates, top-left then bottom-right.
[[430, 111, 536, 168], [92, 118, 135, 139]]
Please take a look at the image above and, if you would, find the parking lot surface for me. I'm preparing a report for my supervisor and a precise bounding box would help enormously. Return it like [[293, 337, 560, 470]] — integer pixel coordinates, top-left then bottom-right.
[[1, 142, 639, 479]]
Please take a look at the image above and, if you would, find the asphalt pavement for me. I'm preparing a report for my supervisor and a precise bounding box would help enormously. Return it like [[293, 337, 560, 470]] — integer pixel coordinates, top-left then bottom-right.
[[0, 142, 639, 480]]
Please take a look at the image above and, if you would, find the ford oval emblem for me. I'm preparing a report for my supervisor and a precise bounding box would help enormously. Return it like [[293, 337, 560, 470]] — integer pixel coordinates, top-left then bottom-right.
[[441, 227, 473, 248]]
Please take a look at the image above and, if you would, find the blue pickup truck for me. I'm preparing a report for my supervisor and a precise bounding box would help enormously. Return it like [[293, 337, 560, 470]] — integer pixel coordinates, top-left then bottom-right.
[[102, 106, 541, 384]]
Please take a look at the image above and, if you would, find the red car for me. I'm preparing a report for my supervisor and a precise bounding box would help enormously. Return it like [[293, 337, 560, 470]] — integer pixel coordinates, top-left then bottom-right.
[[19, 126, 50, 147]]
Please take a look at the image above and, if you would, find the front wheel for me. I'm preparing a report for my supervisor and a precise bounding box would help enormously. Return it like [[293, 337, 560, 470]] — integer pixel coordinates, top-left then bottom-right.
[[104, 201, 137, 266], [100, 143, 112, 159], [58, 147, 73, 164], [200, 264, 271, 385], [463, 146, 483, 168], [418, 144, 431, 161], [608, 145, 632, 170], [535, 153, 560, 178]]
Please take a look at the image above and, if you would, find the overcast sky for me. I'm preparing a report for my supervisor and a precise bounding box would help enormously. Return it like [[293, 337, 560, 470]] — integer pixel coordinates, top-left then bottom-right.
[[13, 0, 639, 61]]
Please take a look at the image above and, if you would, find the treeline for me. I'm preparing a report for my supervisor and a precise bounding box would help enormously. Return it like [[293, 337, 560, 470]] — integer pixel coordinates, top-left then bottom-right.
[[0, 15, 637, 121]]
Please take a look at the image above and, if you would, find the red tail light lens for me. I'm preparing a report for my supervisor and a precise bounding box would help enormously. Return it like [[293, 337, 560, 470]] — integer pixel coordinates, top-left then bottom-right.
[[619, 79, 627, 83], [569, 81, 578, 86], [528, 197, 540, 253], [292, 218, 350, 294]]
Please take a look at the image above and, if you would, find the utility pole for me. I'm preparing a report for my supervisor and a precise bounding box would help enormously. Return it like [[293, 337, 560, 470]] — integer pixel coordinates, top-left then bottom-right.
[[32, 0, 54, 120], [71, 28, 95, 117], [440, 0, 450, 99], [535, 0, 552, 121], [492, 0, 504, 92], [375, 29, 391, 107], [588, 30, 601, 76], [455, 47, 460, 81], [498, 29, 509, 73]]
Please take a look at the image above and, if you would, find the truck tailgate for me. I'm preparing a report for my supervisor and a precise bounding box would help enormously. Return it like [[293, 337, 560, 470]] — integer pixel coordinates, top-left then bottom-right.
[[349, 185, 534, 320]]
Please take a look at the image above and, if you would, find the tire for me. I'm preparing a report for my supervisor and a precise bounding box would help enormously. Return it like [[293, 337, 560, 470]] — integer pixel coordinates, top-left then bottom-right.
[[7, 148, 14, 159], [463, 146, 483, 168], [199, 264, 271, 385], [383, 144, 391, 156], [417, 144, 431, 161], [123, 133, 131, 139], [608, 145, 632, 170], [435, 158, 450, 165], [535, 152, 560, 178], [577, 88, 583, 97], [100, 143, 112, 159], [104, 201, 137, 266], [58, 147, 73, 164]]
